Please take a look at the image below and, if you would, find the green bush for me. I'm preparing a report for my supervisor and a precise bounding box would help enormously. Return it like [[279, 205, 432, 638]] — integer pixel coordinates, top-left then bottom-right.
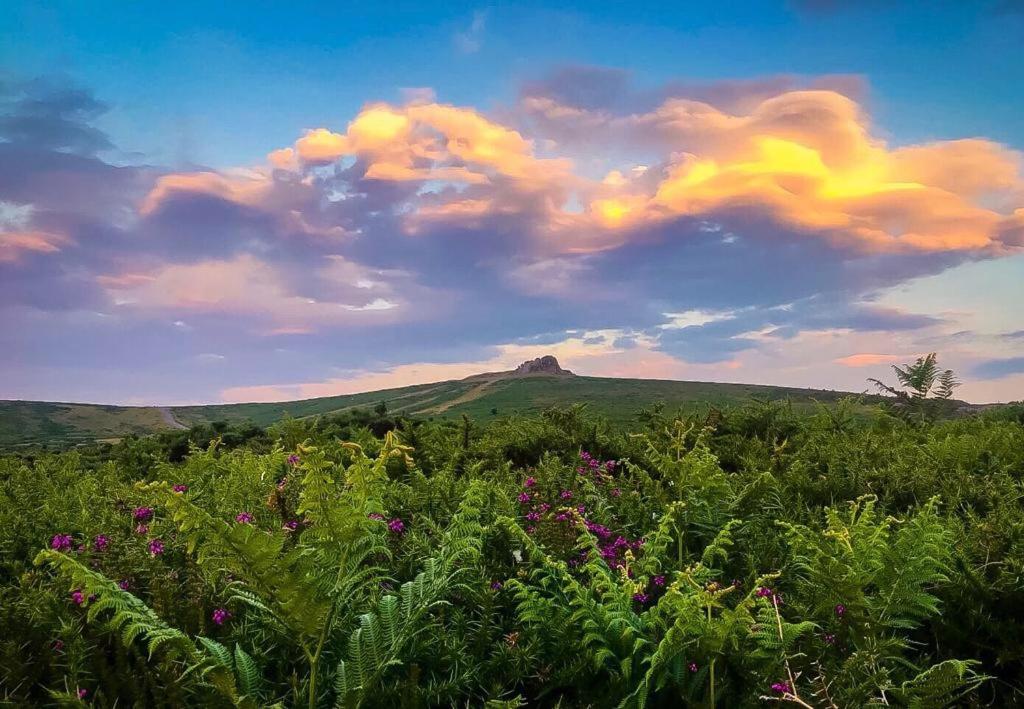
[[2, 401, 1022, 707]]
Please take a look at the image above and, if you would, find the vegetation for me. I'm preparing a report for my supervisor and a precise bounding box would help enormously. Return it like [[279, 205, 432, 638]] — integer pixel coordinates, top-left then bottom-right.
[[1, 367, 1023, 706], [0, 374, 889, 449]]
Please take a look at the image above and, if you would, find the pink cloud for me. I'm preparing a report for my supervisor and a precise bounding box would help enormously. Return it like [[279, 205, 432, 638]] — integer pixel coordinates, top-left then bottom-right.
[[0, 230, 70, 262], [834, 353, 906, 367], [96, 254, 429, 331]]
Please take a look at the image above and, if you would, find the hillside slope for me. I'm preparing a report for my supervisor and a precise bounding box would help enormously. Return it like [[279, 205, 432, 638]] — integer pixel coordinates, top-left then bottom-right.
[[0, 357, 878, 447]]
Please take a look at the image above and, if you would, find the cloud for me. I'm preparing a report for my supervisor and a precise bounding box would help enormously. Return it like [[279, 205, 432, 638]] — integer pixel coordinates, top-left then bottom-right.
[[0, 76, 113, 155], [96, 253, 433, 332], [3, 70, 1024, 403], [453, 10, 487, 54], [834, 353, 905, 367], [973, 356, 1024, 379], [0, 230, 70, 262]]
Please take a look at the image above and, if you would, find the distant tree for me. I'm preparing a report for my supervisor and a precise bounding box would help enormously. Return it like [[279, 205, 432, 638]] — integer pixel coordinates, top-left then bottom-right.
[[490, 407, 498, 416], [374, 400, 388, 418]]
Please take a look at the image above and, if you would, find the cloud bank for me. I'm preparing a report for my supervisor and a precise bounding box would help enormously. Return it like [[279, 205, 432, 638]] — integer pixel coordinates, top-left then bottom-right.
[[1, 69, 1022, 404]]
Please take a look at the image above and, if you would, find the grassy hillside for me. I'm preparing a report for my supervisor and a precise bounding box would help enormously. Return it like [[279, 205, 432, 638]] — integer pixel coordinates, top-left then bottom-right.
[[0, 372, 874, 448], [0, 401, 178, 448]]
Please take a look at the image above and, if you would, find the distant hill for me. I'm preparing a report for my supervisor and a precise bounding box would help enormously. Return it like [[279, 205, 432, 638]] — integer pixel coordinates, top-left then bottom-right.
[[0, 355, 904, 448]]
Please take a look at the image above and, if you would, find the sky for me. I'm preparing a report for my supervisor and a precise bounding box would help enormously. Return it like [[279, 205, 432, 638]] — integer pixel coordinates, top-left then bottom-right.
[[1, 0, 1023, 405]]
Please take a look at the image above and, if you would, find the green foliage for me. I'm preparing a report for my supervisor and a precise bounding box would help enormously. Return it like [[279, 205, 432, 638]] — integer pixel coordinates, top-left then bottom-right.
[[2, 397, 1022, 707], [869, 353, 962, 422]]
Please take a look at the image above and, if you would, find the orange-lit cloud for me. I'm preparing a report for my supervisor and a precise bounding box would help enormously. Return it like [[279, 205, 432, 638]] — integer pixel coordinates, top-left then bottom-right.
[[280, 102, 574, 199], [141, 88, 1023, 260], [526, 89, 1024, 254], [0, 230, 70, 262], [834, 353, 906, 367], [141, 171, 275, 215]]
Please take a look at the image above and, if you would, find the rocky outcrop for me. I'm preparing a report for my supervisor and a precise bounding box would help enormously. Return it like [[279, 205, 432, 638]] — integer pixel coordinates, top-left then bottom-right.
[[512, 355, 574, 376]]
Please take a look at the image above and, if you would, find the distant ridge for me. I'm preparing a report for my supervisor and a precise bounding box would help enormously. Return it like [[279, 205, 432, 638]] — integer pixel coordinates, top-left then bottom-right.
[[0, 354, 993, 448]]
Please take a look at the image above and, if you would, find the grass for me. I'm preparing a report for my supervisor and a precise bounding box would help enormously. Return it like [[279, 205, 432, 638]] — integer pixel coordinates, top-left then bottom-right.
[[0, 374, 876, 448]]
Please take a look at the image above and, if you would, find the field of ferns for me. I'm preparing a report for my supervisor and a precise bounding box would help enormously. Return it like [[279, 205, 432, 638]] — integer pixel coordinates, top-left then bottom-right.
[[2, 396, 1024, 708]]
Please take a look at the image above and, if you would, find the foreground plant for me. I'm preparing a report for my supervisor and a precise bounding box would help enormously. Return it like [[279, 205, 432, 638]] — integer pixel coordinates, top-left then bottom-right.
[[36, 432, 485, 708]]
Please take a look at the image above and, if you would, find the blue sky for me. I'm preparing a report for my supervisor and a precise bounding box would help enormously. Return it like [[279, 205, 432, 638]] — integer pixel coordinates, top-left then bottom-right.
[[1, 1, 1022, 403]]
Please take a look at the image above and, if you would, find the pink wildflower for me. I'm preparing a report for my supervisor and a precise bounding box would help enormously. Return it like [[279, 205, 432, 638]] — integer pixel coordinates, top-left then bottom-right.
[[50, 534, 73, 552]]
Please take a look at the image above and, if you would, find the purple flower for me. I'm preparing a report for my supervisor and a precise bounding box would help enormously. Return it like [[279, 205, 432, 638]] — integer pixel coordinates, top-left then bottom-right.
[[132, 507, 153, 522], [524, 476, 536, 488], [517, 492, 531, 504], [632, 592, 649, 604], [287, 454, 301, 465], [491, 581, 503, 591], [212, 607, 231, 625], [77, 688, 88, 700], [688, 661, 698, 673], [539, 502, 551, 512], [52, 639, 65, 652], [71, 590, 85, 606], [283, 520, 299, 531], [172, 484, 188, 493], [771, 681, 792, 695], [610, 488, 621, 498], [756, 586, 774, 598], [367, 512, 385, 521], [234, 512, 253, 524], [525, 511, 541, 522], [134, 524, 149, 535], [387, 518, 405, 534], [559, 490, 573, 500], [823, 633, 836, 645], [525, 526, 537, 535], [653, 575, 666, 587], [93, 534, 109, 552], [50, 534, 74, 552], [148, 538, 165, 556], [834, 603, 846, 617], [118, 579, 130, 590]]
